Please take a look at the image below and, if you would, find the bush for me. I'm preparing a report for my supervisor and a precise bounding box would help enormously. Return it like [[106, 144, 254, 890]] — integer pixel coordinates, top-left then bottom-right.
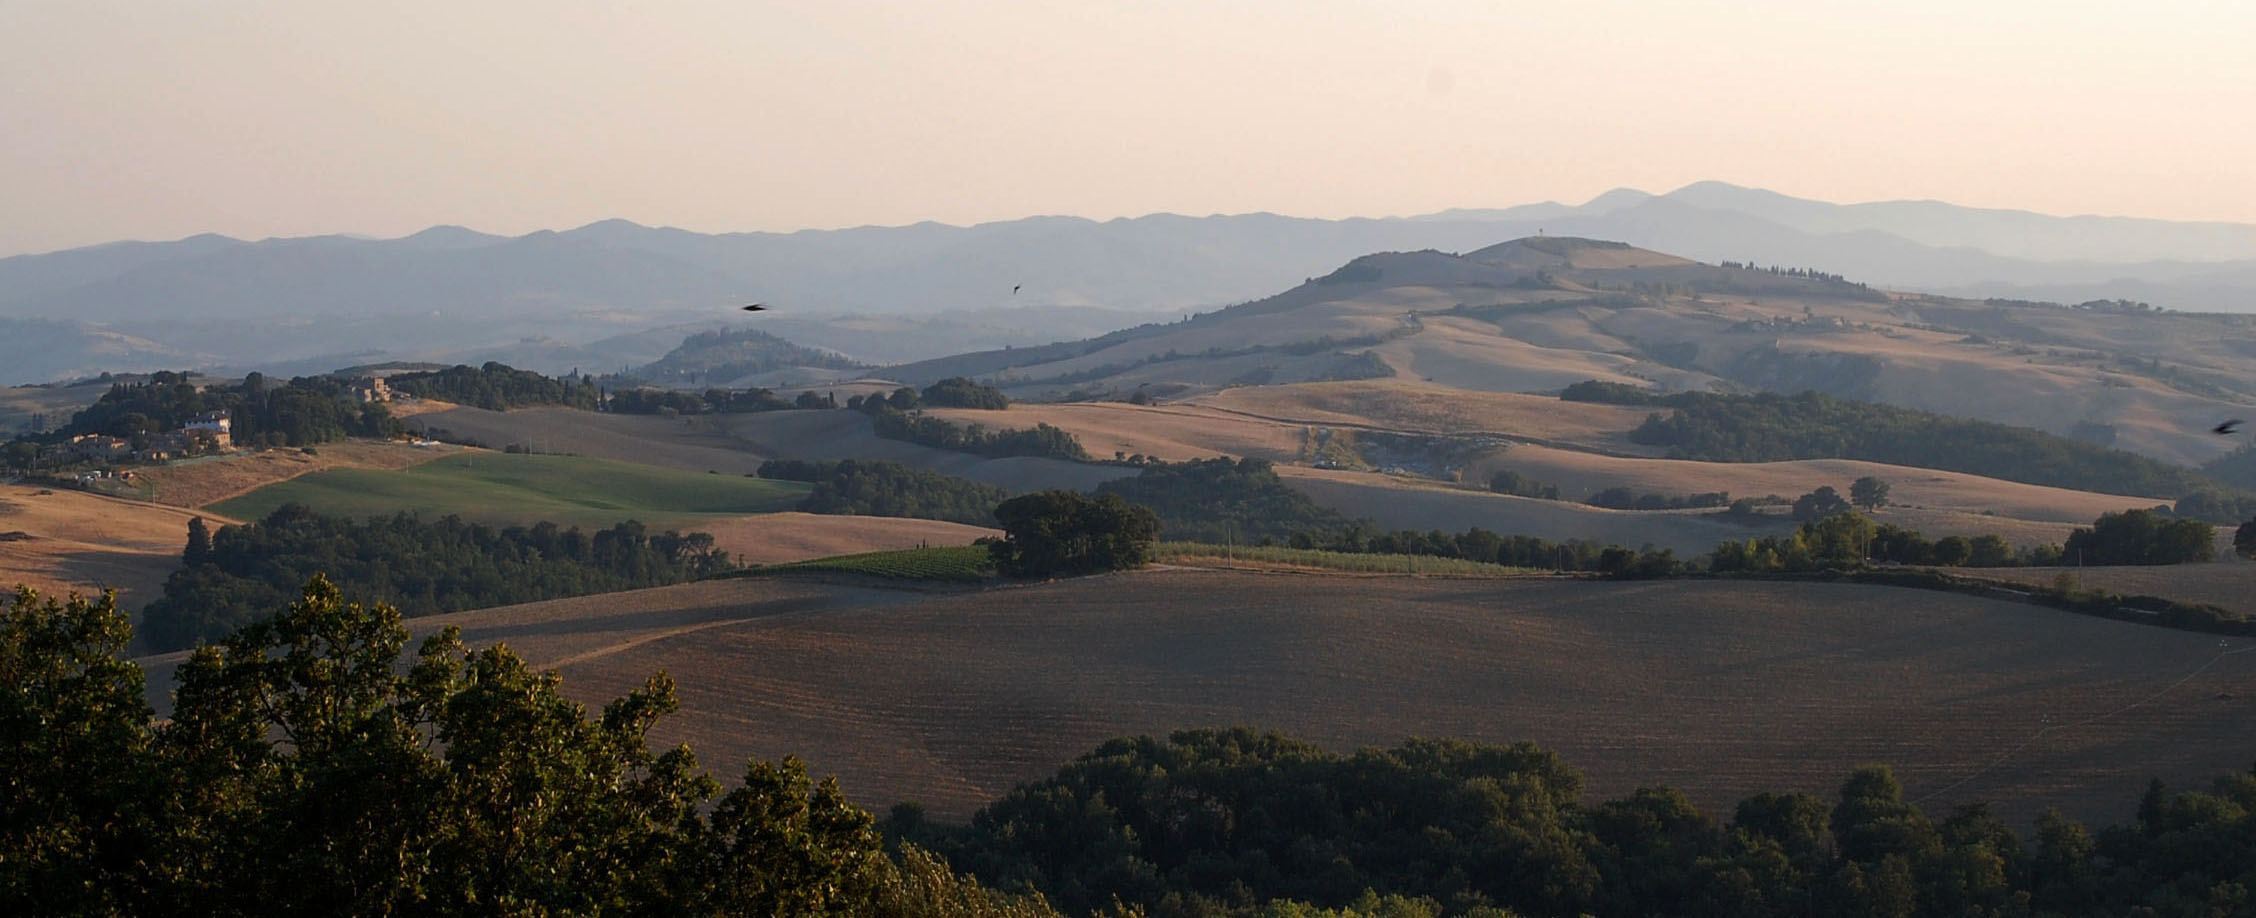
[[988, 491, 1159, 578]]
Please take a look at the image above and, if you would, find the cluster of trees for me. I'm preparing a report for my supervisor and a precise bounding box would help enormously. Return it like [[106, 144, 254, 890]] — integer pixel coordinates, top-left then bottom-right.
[[386, 362, 601, 410], [757, 459, 1008, 527], [1, 584, 1077, 917], [1559, 383, 2240, 512], [1712, 511, 2017, 573], [607, 386, 796, 415], [139, 505, 733, 651], [866, 402, 1091, 461], [920, 377, 1012, 410], [2061, 509, 2216, 566], [988, 491, 1160, 578], [1487, 470, 1561, 499], [45, 370, 398, 448], [1096, 457, 1349, 543], [1587, 486, 1732, 511], [901, 727, 2256, 918]]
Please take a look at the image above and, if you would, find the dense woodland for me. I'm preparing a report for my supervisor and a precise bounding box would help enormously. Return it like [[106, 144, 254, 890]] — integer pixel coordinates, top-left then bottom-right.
[[865, 401, 1092, 461], [902, 727, 2256, 918], [606, 385, 796, 415], [1096, 457, 1350, 543], [758, 458, 1009, 526], [1561, 382, 2244, 514], [386, 362, 601, 411], [45, 370, 398, 447], [138, 505, 733, 651], [13, 582, 2254, 917]]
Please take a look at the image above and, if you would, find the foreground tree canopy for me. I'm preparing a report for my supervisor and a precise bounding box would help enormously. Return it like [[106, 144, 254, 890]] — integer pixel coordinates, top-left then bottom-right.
[[9, 582, 2256, 917]]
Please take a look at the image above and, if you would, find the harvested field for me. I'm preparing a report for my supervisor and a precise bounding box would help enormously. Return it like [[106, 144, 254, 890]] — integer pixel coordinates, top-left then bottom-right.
[[695, 512, 996, 566], [130, 439, 461, 508], [1965, 562, 2256, 619], [185, 572, 2256, 828], [0, 483, 229, 605], [1186, 380, 1654, 452], [1469, 443, 2165, 522]]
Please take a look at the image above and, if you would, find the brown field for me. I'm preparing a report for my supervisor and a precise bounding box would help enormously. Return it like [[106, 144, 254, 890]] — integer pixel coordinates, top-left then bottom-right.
[[1469, 443, 2166, 520], [1962, 561, 2256, 619], [0, 483, 228, 605], [1186, 380, 1653, 451], [143, 571, 2255, 828], [697, 512, 996, 566], [131, 438, 462, 508]]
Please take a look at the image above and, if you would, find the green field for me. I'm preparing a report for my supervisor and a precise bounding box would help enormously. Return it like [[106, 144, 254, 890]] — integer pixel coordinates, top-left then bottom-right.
[[208, 452, 809, 530], [749, 545, 996, 582]]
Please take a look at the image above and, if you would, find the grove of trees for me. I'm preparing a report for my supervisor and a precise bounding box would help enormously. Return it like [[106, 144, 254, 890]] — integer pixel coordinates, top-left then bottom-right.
[[49, 370, 400, 448], [386, 362, 601, 410], [989, 491, 1160, 578], [1096, 457, 1349, 543], [138, 505, 733, 651], [757, 458, 1009, 526]]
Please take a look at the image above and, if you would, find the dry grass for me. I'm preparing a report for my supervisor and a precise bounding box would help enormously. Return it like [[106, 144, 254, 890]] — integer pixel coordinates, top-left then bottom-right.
[[131, 439, 461, 508], [412, 406, 769, 475], [1470, 444, 2163, 522], [1186, 381, 1652, 452], [697, 512, 996, 566], [0, 483, 231, 605], [270, 572, 2256, 828], [1277, 466, 1789, 554]]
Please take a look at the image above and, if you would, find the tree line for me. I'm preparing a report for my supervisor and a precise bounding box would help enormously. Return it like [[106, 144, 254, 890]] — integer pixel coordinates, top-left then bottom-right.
[[138, 504, 734, 651], [1559, 382, 2247, 516], [386, 362, 601, 410], [19, 583, 2255, 917], [757, 458, 1010, 527]]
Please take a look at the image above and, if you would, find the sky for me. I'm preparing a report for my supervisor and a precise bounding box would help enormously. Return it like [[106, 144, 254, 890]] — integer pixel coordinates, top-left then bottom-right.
[[3, 0, 2253, 256]]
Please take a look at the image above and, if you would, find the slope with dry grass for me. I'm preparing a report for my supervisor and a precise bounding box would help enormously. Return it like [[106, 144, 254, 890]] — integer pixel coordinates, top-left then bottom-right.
[[0, 483, 227, 604]]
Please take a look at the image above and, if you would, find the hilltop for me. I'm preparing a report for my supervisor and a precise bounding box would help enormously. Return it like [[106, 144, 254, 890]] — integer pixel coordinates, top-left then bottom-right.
[[887, 237, 2256, 467]]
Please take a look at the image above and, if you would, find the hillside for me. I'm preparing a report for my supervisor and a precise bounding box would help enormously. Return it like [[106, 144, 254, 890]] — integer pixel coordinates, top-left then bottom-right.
[[218, 570, 2256, 828], [0, 482, 227, 605], [887, 238, 2256, 467], [627, 327, 863, 387]]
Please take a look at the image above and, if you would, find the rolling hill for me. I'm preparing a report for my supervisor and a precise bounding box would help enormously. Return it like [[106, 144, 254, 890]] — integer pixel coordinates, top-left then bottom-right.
[[158, 569, 2256, 829], [887, 237, 2256, 467]]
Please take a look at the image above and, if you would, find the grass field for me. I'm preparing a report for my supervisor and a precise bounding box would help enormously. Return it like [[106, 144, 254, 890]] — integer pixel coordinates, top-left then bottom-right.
[[1156, 541, 1538, 576], [235, 571, 2256, 829], [207, 451, 809, 530], [750, 545, 995, 582]]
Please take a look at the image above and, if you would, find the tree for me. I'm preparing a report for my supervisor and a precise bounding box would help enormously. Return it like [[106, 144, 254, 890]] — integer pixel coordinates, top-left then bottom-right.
[[921, 377, 1010, 410], [2062, 508, 2216, 565], [1849, 476, 1890, 511], [182, 516, 212, 567], [2237, 519, 2256, 560], [989, 491, 1159, 578], [1791, 486, 1851, 522]]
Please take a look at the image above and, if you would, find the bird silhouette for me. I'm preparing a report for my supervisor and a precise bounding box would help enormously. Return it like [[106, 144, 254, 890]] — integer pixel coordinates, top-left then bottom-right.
[[1011, 285, 1021, 295], [740, 303, 767, 312], [2216, 419, 2244, 435]]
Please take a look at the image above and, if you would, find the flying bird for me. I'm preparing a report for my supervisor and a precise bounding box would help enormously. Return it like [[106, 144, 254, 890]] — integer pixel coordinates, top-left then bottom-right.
[[2216, 419, 2244, 435], [740, 303, 767, 312], [1011, 285, 1021, 295]]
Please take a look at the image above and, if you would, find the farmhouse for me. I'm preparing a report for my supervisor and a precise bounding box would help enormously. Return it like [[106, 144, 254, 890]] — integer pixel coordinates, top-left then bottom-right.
[[347, 377, 393, 403], [182, 411, 232, 449]]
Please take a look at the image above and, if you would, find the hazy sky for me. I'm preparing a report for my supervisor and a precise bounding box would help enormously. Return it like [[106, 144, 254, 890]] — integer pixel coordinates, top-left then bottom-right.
[[4, 0, 2253, 256]]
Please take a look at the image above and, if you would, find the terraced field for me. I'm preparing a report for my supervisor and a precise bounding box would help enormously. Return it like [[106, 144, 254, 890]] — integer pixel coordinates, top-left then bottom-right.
[[194, 571, 2256, 828]]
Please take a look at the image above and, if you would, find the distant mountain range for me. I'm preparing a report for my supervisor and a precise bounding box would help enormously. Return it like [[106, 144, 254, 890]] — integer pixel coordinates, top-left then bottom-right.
[[3, 182, 2254, 384]]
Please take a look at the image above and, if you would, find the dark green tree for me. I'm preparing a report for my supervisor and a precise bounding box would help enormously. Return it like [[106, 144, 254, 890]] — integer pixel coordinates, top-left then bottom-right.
[[1791, 486, 1851, 522], [181, 516, 212, 567], [989, 491, 1159, 578], [1849, 476, 1890, 511], [2236, 519, 2256, 560]]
